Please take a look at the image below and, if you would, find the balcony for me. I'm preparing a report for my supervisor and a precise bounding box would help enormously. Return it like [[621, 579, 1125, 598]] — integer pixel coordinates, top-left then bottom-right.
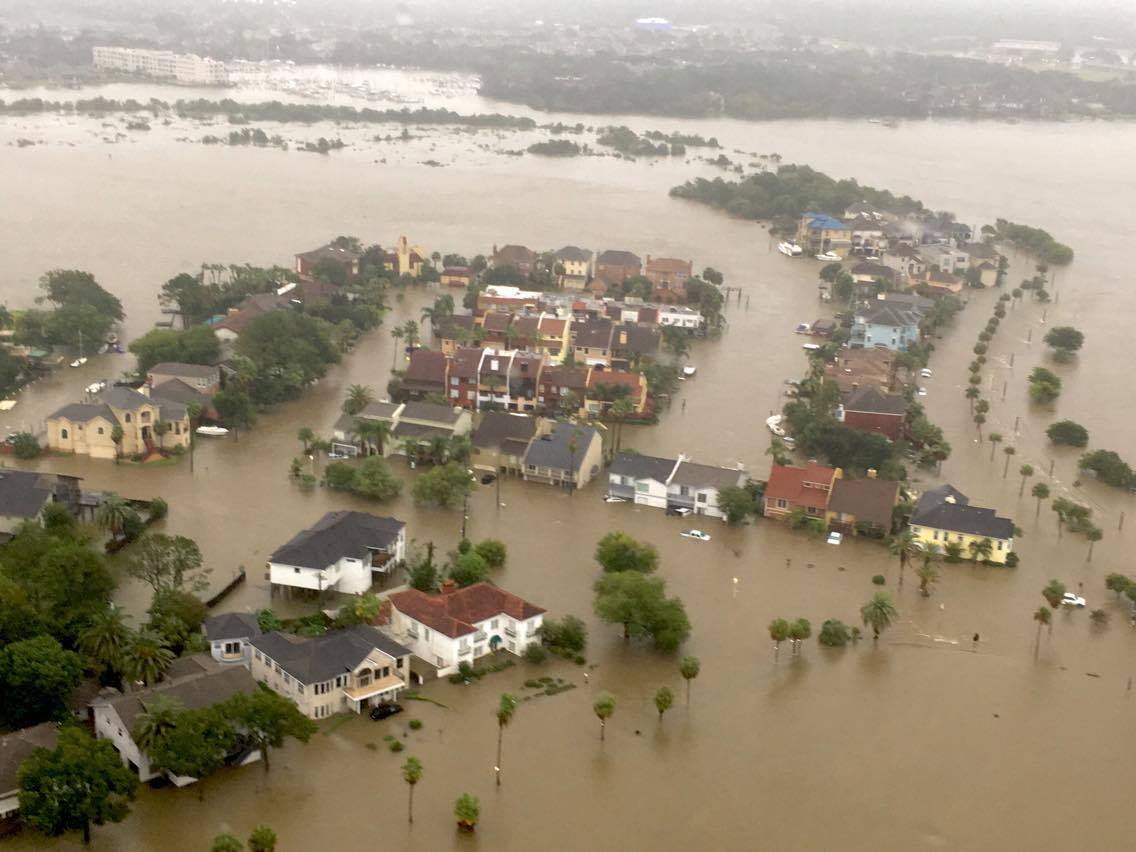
[[504, 627, 517, 638], [474, 631, 487, 642]]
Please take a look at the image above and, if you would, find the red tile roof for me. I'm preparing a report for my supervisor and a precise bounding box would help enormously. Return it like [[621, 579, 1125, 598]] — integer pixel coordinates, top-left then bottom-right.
[[450, 347, 484, 379], [388, 583, 545, 638], [765, 462, 837, 510]]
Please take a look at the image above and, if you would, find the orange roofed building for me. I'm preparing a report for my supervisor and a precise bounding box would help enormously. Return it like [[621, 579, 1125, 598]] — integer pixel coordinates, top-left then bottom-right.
[[386, 582, 546, 676], [763, 461, 841, 520]]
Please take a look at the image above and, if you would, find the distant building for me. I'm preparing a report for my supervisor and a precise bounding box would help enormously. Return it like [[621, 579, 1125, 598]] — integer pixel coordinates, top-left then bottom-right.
[[763, 462, 839, 520], [595, 250, 642, 287], [555, 246, 593, 288], [384, 237, 428, 279], [46, 385, 191, 459], [838, 386, 909, 441], [471, 412, 543, 475], [268, 511, 407, 596], [440, 267, 474, 288], [0, 469, 81, 537], [93, 46, 229, 85], [851, 302, 923, 351], [294, 244, 361, 279], [607, 452, 746, 520], [797, 213, 851, 256], [211, 292, 291, 342], [585, 369, 648, 415], [644, 256, 693, 297], [492, 244, 539, 276], [826, 475, 900, 536], [146, 362, 220, 395]]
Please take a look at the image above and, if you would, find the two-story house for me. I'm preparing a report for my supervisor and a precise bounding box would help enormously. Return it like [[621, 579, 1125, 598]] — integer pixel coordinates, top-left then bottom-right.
[[0, 469, 81, 536], [838, 386, 910, 441], [384, 236, 428, 278], [851, 302, 923, 351], [607, 452, 745, 519], [332, 401, 471, 457], [798, 213, 852, 256], [919, 243, 969, 274], [826, 474, 900, 537], [763, 462, 841, 520], [595, 250, 642, 287], [147, 362, 220, 394], [644, 256, 693, 298], [204, 612, 262, 666], [249, 626, 412, 718], [492, 244, 539, 276], [471, 412, 544, 476], [401, 349, 449, 400], [537, 365, 591, 416], [46, 385, 191, 459], [387, 581, 545, 676], [294, 243, 361, 279], [555, 246, 593, 288], [440, 266, 474, 288], [909, 484, 1015, 564], [522, 421, 604, 489], [585, 369, 648, 416], [572, 319, 614, 366], [268, 511, 407, 596]]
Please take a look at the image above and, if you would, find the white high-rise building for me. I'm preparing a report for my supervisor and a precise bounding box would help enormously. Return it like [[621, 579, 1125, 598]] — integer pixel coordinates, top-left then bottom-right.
[[92, 46, 229, 85]]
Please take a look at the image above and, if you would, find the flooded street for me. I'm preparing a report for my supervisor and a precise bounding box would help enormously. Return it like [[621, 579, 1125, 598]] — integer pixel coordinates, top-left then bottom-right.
[[2, 72, 1136, 849]]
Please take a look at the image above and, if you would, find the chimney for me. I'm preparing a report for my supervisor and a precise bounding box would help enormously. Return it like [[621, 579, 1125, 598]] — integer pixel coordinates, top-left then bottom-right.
[[441, 579, 456, 594]]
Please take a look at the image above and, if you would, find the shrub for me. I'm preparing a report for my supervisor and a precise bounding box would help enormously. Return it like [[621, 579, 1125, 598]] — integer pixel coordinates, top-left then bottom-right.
[[523, 679, 542, 689], [473, 538, 507, 568], [523, 643, 548, 664], [11, 432, 41, 459], [147, 497, 169, 521], [1046, 420, 1089, 447], [1004, 552, 1020, 568], [818, 619, 852, 647], [871, 574, 886, 586], [541, 615, 587, 653], [299, 473, 317, 488], [388, 740, 404, 752], [408, 718, 423, 730]]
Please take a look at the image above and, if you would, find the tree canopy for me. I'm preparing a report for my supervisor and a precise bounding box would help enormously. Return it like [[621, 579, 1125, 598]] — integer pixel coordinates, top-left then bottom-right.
[[128, 326, 221, 375], [593, 571, 691, 650], [594, 532, 658, 574], [0, 635, 82, 727], [236, 310, 339, 404]]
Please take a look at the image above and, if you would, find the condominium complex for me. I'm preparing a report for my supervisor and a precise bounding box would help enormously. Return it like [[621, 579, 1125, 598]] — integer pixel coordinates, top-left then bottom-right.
[[92, 46, 229, 85]]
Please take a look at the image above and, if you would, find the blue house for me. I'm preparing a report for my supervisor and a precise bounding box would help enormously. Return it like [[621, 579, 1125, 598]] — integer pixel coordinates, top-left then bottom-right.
[[851, 302, 923, 351]]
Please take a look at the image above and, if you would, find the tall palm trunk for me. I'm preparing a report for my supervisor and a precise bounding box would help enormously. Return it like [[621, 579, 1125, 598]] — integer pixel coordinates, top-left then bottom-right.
[[408, 784, 415, 824], [496, 726, 504, 787]]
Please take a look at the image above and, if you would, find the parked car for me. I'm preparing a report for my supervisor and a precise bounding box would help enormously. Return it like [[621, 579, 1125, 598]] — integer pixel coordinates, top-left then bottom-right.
[[480, 473, 497, 485], [327, 452, 350, 461], [603, 495, 626, 504], [666, 506, 693, 516], [369, 702, 403, 720], [826, 531, 843, 546], [1061, 593, 1086, 608], [680, 529, 711, 541], [917, 387, 928, 396]]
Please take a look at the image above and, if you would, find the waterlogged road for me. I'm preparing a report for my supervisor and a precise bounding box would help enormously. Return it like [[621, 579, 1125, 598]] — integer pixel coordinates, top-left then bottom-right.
[[2, 73, 1136, 850]]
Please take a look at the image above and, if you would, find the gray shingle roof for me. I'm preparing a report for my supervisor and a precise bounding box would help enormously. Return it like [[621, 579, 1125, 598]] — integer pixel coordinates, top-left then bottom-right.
[[610, 451, 678, 482], [670, 460, 746, 491], [250, 626, 409, 685], [843, 386, 909, 416], [472, 413, 538, 450], [524, 422, 599, 474], [399, 402, 461, 426], [148, 362, 218, 380], [858, 303, 921, 328], [270, 511, 405, 570], [49, 402, 115, 423], [0, 470, 61, 519], [597, 250, 641, 267], [828, 477, 900, 529], [0, 723, 59, 796], [204, 612, 262, 642], [98, 385, 154, 410], [556, 246, 593, 262], [911, 485, 1014, 539], [150, 378, 211, 408], [574, 319, 613, 349]]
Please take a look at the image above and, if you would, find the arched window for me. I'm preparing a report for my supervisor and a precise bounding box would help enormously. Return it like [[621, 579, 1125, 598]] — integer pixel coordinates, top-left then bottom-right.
[[60, 428, 68, 439], [124, 413, 132, 423]]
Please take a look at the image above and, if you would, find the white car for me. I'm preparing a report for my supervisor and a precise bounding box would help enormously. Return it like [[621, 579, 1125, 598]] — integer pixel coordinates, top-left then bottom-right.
[[920, 368, 933, 378], [826, 531, 843, 546], [917, 387, 928, 397], [603, 495, 627, 504], [681, 530, 711, 542], [1061, 592, 1086, 608]]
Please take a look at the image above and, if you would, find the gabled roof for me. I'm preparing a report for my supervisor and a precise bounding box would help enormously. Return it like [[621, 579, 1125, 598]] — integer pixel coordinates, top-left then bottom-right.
[[574, 319, 613, 350], [556, 245, 593, 262], [587, 369, 644, 394], [927, 269, 961, 285], [828, 477, 900, 528], [765, 462, 837, 510], [435, 314, 475, 340], [670, 460, 746, 491], [843, 215, 885, 231], [404, 350, 448, 388], [250, 626, 409, 685], [911, 484, 1014, 539], [148, 362, 218, 379], [441, 266, 473, 276], [389, 582, 545, 639], [270, 511, 405, 570], [610, 323, 659, 355], [356, 400, 402, 421], [645, 257, 692, 274], [843, 386, 909, 416], [98, 385, 156, 411], [596, 250, 641, 267], [450, 347, 485, 380], [524, 422, 600, 474], [858, 303, 921, 328], [400, 402, 461, 426], [539, 365, 590, 390], [850, 262, 897, 280], [47, 402, 115, 424], [151, 378, 212, 408], [493, 245, 537, 266], [296, 244, 361, 263], [0, 723, 59, 796], [472, 412, 538, 450], [610, 451, 678, 483], [204, 612, 262, 642], [0, 470, 75, 520], [482, 312, 513, 334]]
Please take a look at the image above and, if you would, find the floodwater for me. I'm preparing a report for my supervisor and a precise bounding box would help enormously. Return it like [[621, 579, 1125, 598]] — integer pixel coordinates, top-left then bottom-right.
[[2, 70, 1136, 850]]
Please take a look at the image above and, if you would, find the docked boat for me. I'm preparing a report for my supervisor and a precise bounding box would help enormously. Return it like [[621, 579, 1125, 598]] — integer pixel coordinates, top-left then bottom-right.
[[85, 380, 107, 395], [765, 415, 786, 437], [815, 251, 842, 262], [682, 365, 697, 378], [69, 357, 88, 368], [195, 426, 230, 437], [777, 241, 803, 257]]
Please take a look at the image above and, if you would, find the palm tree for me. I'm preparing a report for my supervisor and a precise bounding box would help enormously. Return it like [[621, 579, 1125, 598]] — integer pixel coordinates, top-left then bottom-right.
[[988, 432, 1003, 461], [1041, 580, 1066, 619], [968, 537, 994, 563], [78, 607, 133, 677], [401, 757, 423, 824], [608, 397, 635, 454], [132, 694, 183, 754], [426, 435, 450, 466], [787, 618, 811, 656], [679, 656, 700, 705], [390, 325, 405, 369], [915, 546, 941, 597], [123, 628, 174, 686], [1032, 482, 1050, 518], [1086, 526, 1103, 561], [654, 686, 674, 722], [768, 618, 790, 661], [1019, 463, 1034, 497], [96, 493, 131, 540], [973, 413, 986, 442], [355, 419, 392, 457], [297, 426, 315, 455], [343, 384, 374, 416], [567, 429, 581, 496], [495, 693, 518, 786], [402, 320, 420, 349], [861, 592, 899, 643], [593, 692, 616, 742], [1002, 445, 1016, 478], [1033, 606, 1051, 657], [965, 385, 980, 411], [887, 531, 921, 588]]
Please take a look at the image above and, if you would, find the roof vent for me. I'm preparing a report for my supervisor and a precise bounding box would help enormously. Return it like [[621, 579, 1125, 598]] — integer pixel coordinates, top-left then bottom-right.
[[945, 495, 956, 504]]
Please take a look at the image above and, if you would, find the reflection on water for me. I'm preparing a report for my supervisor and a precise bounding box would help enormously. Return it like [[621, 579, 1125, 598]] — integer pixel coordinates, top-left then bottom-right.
[[3, 69, 1136, 849]]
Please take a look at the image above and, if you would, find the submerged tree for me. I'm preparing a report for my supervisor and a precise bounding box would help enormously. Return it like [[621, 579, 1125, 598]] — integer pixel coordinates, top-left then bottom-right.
[[593, 692, 616, 742], [679, 655, 700, 705], [860, 592, 899, 643]]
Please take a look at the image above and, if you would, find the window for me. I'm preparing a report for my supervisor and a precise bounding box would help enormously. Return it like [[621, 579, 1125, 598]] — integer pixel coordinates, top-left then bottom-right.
[[61, 428, 68, 439], [274, 664, 281, 674], [697, 493, 707, 503], [450, 377, 458, 385], [97, 427, 104, 435], [298, 684, 305, 694], [140, 411, 150, 422], [124, 413, 132, 423], [636, 482, 649, 493], [776, 498, 788, 509], [294, 567, 300, 573], [435, 656, 444, 667], [911, 527, 921, 535], [933, 530, 940, 541], [451, 390, 459, 399], [491, 619, 498, 629], [254, 650, 262, 661], [424, 628, 431, 640], [224, 641, 240, 655]]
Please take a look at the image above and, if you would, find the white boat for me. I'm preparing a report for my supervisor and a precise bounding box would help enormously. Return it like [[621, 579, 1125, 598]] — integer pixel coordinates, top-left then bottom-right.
[[69, 357, 88, 368], [777, 241, 802, 257], [765, 415, 786, 437], [815, 252, 842, 262], [802, 343, 822, 352], [682, 365, 697, 378], [195, 425, 230, 437], [85, 381, 106, 395]]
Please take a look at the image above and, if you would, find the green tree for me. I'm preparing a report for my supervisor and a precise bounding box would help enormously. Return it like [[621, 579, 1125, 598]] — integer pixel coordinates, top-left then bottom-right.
[[1031, 482, 1050, 518], [11, 431, 41, 459], [661, 326, 690, 361], [40, 269, 124, 320], [1105, 573, 1132, 598], [222, 686, 317, 773], [473, 539, 507, 568], [96, 493, 131, 538], [818, 619, 852, 647], [592, 692, 616, 742], [129, 326, 220, 375], [788, 618, 812, 655], [988, 432, 1003, 462], [297, 426, 316, 454], [236, 310, 338, 404], [608, 397, 635, 453], [495, 693, 518, 786], [679, 655, 700, 705], [17, 727, 137, 846], [1018, 463, 1035, 497], [1042, 579, 1067, 612], [212, 833, 244, 852], [412, 462, 474, 508], [1028, 367, 1062, 404], [132, 695, 184, 755], [1085, 526, 1103, 561], [1043, 326, 1084, 360], [1046, 420, 1089, 447], [401, 756, 423, 824], [860, 592, 899, 642], [343, 384, 374, 415], [717, 485, 756, 524], [213, 388, 256, 438], [594, 531, 658, 573], [147, 706, 237, 799], [352, 455, 404, 500], [967, 537, 994, 563], [248, 825, 277, 852], [1033, 606, 1051, 657], [126, 533, 209, 594], [454, 793, 480, 832], [147, 590, 208, 654], [915, 545, 942, 597], [887, 531, 921, 588], [0, 635, 82, 727], [78, 606, 132, 679], [122, 628, 174, 686], [768, 617, 791, 661], [654, 685, 674, 722], [450, 550, 490, 587], [593, 572, 690, 650], [1003, 445, 1017, 478], [355, 418, 393, 456]]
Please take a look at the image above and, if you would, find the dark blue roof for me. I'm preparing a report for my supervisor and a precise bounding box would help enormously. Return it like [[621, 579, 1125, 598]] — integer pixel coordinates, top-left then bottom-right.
[[803, 213, 849, 231]]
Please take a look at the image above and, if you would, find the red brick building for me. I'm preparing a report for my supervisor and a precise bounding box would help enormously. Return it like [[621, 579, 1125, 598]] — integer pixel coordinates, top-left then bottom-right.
[[839, 386, 909, 441], [644, 256, 693, 297], [595, 250, 642, 287]]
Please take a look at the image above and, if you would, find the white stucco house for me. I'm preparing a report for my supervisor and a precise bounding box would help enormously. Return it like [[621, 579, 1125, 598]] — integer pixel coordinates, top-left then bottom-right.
[[607, 451, 747, 519], [204, 612, 262, 665], [268, 511, 406, 596], [90, 656, 259, 783], [387, 582, 546, 676], [249, 626, 412, 719]]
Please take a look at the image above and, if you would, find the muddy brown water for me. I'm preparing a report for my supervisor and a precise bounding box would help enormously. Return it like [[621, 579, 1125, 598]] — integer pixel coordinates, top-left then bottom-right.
[[2, 75, 1135, 849]]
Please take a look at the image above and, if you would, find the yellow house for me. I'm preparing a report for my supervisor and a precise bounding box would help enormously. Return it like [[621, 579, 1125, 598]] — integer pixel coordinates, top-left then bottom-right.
[[555, 246, 592, 287], [909, 484, 1014, 564], [385, 236, 428, 279], [46, 386, 191, 460]]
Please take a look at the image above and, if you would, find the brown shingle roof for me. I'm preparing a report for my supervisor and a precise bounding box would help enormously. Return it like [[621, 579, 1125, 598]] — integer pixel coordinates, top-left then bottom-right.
[[389, 582, 545, 638], [404, 350, 448, 388], [765, 462, 837, 510], [827, 477, 899, 528], [540, 365, 590, 390], [450, 347, 485, 380]]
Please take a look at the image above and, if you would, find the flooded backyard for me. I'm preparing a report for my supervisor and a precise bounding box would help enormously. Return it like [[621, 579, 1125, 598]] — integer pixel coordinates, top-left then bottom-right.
[[2, 70, 1136, 849]]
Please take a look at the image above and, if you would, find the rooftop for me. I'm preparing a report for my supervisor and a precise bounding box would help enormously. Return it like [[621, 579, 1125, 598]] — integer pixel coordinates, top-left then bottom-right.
[[556, 245, 593, 262], [270, 511, 405, 570], [828, 477, 900, 528], [597, 249, 642, 267], [670, 460, 746, 490], [912, 485, 1014, 540], [403, 350, 448, 388], [472, 412, 538, 450], [574, 319, 614, 350], [147, 362, 218, 379], [204, 612, 262, 642], [0, 723, 59, 796], [765, 462, 838, 510], [389, 582, 545, 639], [399, 401, 462, 426], [250, 625, 409, 685], [803, 212, 849, 231], [843, 386, 909, 417], [48, 402, 115, 424], [610, 451, 678, 483], [524, 422, 600, 474]]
